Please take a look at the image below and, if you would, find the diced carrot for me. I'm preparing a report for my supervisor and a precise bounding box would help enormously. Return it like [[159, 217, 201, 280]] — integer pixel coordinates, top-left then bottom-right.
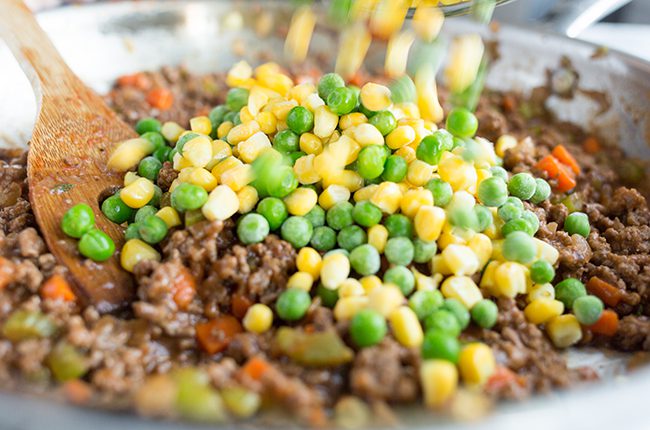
[[502, 94, 517, 112], [552, 145, 581, 175], [63, 379, 93, 405], [231, 294, 253, 319], [484, 366, 524, 392], [117, 72, 150, 90], [586, 309, 619, 337], [147, 87, 174, 111], [241, 356, 271, 381], [582, 136, 601, 154], [556, 163, 577, 193], [536, 154, 561, 178], [0, 257, 14, 290], [586, 276, 623, 307], [172, 266, 196, 310], [195, 315, 243, 355], [41, 274, 76, 302]]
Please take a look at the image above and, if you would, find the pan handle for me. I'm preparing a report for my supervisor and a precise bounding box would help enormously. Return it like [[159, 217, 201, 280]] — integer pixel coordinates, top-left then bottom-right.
[[540, 0, 633, 38]]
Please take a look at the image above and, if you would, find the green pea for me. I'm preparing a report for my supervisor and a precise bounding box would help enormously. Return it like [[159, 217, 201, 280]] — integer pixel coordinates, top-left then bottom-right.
[[384, 214, 413, 238], [421, 330, 461, 363], [409, 290, 444, 321], [471, 299, 498, 328], [286, 106, 314, 135], [276, 288, 311, 321], [256, 197, 288, 230], [101, 194, 135, 224], [447, 205, 478, 231], [138, 215, 168, 245], [124, 223, 141, 240], [317, 283, 339, 308], [474, 205, 493, 232], [425, 178, 453, 207], [304, 205, 326, 228], [389, 75, 416, 104], [171, 183, 208, 212], [288, 151, 306, 165], [368, 110, 397, 136], [318, 73, 345, 100], [209, 105, 229, 129], [337, 225, 367, 251], [555, 278, 586, 308], [134, 205, 158, 224], [352, 201, 382, 228], [416, 130, 453, 165], [384, 237, 414, 266], [150, 185, 163, 208], [281, 216, 313, 248], [141, 131, 166, 150], [273, 130, 300, 154], [497, 201, 523, 222], [564, 212, 590, 238], [327, 87, 357, 115], [490, 166, 509, 182], [383, 266, 415, 296], [349, 309, 387, 347], [61, 204, 95, 238], [153, 145, 172, 164], [310, 226, 337, 252], [266, 165, 298, 198], [501, 217, 531, 237], [508, 173, 537, 200], [530, 260, 555, 284], [442, 298, 470, 329], [530, 178, 551, 204], [349, 244, 381, 276], [78, 229, 115, 262], [522, 210, 540, 235], [572, 295, 604, 325], [478, 176, 508, 207], [135, 117, 161, 135], [137, 156, 163, 182], [327, 202, 354, 230], [237, 213, 270, 245], [357, 145, 387, 180], [424, 309, 461, 336], [502, 231, 536, 263], [381, 155, 408, 183], [226, 88, 249, 112], [413, 239, 437, 263], [445, 107, 478, 138]]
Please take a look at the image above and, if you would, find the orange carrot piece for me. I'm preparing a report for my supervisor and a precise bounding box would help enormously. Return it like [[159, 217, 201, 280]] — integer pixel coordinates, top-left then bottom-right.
[[117, 72, 150, 90], [172, 266, 196, 310], [41, 274, 76, 302], [502, 94, 517, 112], [484, 366, 524, 392], [63, 380, 93, 405], [0, 257, 14, 290], [586, 276, 623, 307], [195, 315, 243, 355], [587, 309, 619, 337], [552, 145, 581, 175], [241, 356, 271, 380], [556, 163, 577, 193], [231, 294, 252, 319], [536, 154, 561, 178], [582, 137, 601, 154], [147, 87, 174, 111]]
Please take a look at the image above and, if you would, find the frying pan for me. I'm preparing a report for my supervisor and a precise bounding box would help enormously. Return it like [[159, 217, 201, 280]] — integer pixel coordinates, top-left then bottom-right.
[[0, 1, 649, 429]]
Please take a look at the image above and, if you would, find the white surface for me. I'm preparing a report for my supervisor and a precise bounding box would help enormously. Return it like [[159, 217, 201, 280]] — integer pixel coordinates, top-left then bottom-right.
[[579, 23, 650, 61]]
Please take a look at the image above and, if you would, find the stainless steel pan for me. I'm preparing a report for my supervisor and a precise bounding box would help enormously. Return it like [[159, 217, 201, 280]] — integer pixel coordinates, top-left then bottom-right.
[[0, 1, 649, 429]]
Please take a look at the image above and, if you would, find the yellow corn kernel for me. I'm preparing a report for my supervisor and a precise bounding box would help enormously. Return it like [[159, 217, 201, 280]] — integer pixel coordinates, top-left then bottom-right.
[[120, 178, 155, 209], [190, 116, 212, 136], [160, 121, 184, 144], [296, 247, 322, 279], [479, 260, 499, 291], [415, 66, 444, 123], [360, 82, 392, 112], [237, 132, 271, 163], [182, 135, 212, 168], [294, 154, 322, 185], [394, 145, 417, 163], [243, 303, 274, 334], [288, 83, 317, 104], [414, 205, 445, 242], [302, 92, 325, 113], [334, 296, 369, 321], [172, 152, 193, 171], [458, 343, 496, 386], [322, 170, 364, 193], [360, 276, 382, 295], [441, 275, 483, 309], [524, 298, 565, 325], [237, 185, 259, 214], [385, 30, 416, 78], [287, 271, 314, 292], [438, 154, 478, 193], [220, 164, 253, 192], [416, 271, 443, 291], [367, 284, 404, 317], [390, 306, 423, 348], [400, 188, 433, 218], [156, 206, 182, 229], [491, 239, 504, 261], [313, 105, 339, 139], [367, 224, 389, 253], [385, 125, 416, 150], [335, 22, 371, 79], [339, 278, 365, 297], [339, 113, 368, 130], [108, 138, 155, 171], [442, 245, 480, 276], [350, 123, 384, 147], [412, 5, 444, 42], [268, 99, 298, 121], [354, 185, 379, 203], [299, 133, 323, 155], [121, 239, 161, 272], [328, 136, 361, 165], [546, 314, 582, 348], [217, 121, 234, 139], [226, 121, 260, 145], [227, 60, 253, 87], [527, 283, 555, 302], [475, 168, 492, 191], [211, 156, 243, 182], [238, 107, 255, 124], [245, 87, 268, 117], [445, 33, 484, 93], [493, 262, 527, 298], [370, 182, 403, 214], [320, 252, 351, 289], [438, 231, 467, 250], [535, 238, 560, 265], [123, 171, 139, 187], [369, 0, 409, 39], [254, 111, 276, 135], [420, 360, 458, 409], [257, 73, 294, 98], [168, 179, 180, 193], [185, 167, 218, 192], [255, 62, 280, 77], [284, 188, 318, 217], [495, 134, 518, 158], [326, 130, 341, 145], [202, 185, 239, 221], [205, 140, 233, 170], [431, 255, 452, 276], [313, 150, 343, 181], [407, 159, 435, 187], [467, 234, 493, 268], [319, 185, 351, 210], [284, 5, 316, 62]]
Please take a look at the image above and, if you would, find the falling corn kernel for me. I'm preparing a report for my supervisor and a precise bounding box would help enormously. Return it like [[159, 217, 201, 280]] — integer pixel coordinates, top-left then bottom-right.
[[285, 6, 317, 64]]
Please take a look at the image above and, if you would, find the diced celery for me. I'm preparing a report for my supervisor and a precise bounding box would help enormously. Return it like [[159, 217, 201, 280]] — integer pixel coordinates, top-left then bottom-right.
[[275, 327, 354, 367], [2, 310, 57, 342], [47, 342, 88, 382], [221, 386, 261, 418]]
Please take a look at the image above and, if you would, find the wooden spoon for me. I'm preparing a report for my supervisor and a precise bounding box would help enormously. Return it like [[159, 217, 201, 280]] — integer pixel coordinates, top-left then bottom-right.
[[0, 0, 136, 312]]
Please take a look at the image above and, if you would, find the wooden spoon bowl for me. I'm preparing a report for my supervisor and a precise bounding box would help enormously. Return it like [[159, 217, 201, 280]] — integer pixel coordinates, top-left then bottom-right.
[[0, 0, 136, 312]]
